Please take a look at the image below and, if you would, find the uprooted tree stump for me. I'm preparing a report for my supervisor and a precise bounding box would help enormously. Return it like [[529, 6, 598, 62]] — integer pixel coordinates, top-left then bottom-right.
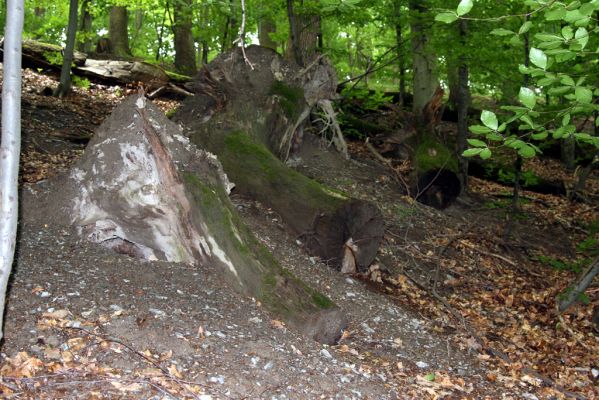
[[174, 45, 384, 273], [51, 94, 347, 344]]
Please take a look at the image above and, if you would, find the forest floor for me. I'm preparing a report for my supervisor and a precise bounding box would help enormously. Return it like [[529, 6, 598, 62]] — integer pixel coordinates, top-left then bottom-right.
[[0, 67, 597, 399]]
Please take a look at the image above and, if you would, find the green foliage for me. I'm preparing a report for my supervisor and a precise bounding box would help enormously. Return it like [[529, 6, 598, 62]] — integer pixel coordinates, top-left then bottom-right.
[[71, 76, 90, 89], [43, 51, 62, 66], [341, 87, 393, 111]]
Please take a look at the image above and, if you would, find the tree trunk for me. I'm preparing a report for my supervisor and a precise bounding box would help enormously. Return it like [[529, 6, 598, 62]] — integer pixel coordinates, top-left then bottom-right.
[[455, 19, 470, 192], [175, 46, 384, 272], [55, 94, 347, 345], [258, 15, 277, 50], [172, 0, 197, 76], [109, 6, 131, 57], [408, 0, 438, 117], [287, 0, 320, 67], [54, 0, 79, 98], [0, 0, 24, 342], [392, 0, 406, 105], [77, 0, 92, 53]]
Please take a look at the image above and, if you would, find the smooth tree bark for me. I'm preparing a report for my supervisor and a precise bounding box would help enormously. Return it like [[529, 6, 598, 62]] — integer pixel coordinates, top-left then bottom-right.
[[392, 0, 406, 105], [173, 0, 197, 76], [54, 0, 79, 98], [0, 0, 24, 342], [109, 6, 131, 57], [408, 0, 438, 117], [558, 256, 599, 313]]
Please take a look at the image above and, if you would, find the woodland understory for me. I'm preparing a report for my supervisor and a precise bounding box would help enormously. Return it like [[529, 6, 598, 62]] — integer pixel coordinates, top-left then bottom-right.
[[0, 64, 597, 399]]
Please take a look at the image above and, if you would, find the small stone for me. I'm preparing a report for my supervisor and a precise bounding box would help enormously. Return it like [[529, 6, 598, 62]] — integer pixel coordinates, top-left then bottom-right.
[[416, 361, 429, 369], [320, 349, 333, 359]]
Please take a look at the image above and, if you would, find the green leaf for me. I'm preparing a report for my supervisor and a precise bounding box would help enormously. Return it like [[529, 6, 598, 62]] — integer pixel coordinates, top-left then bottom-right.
[[520, 114, 535, 128], [463, 148, 483, 157], [560, 75, 575, 86], [487, 133, 504, 141], [575, 27, 589, 49], [518, 144, 536, 158], [545, 7, 566, 20], [456, 0, 473, 16], [537, 77, 556, 87], [548, 86, 572, 95], [562, 113, 571, 126], [562, 26, 574, 40], [529, 48, 547, 69], [531, 131, 548, 140], [518, 21, 532, 35], [575, 86, 592, 104], [469, 125, 492, 135], [535, 33, 563, 42], [481, 110, 498, 130], [424, 373, 436, 382], [480, 148, 492, 160], [519, 87, 537, 109], [467, 138, 488, 147], [490, 28, 515, 36], [435, 12, 458, 24]]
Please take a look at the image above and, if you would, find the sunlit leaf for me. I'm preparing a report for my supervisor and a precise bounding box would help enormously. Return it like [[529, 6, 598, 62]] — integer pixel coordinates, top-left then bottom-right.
[[529, 48, 547, 69], [519, 87, 537, 109], [435, 12, 458, 24], [467, 138, 487, 147], [456, 0, 473, 16], [481, 110, 498, 130]]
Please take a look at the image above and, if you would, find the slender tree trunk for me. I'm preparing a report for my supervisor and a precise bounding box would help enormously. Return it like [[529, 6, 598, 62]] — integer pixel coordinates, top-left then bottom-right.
[[0, 0, 24, 342], [109, 6, 131, 57], [392, 0, 406, 105], [77, 0, 92, 53], [155, 7, 168, 61], [173, 0, 197, 76], [408, 0, 438, 116], [456, 19, 470, 192], [201, 41, 209, 64], [55, 0, 79, 98]]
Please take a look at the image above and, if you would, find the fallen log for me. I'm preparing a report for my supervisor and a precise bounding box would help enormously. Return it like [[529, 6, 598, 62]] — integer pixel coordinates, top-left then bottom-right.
[[49, 94, 347, 344], [175, 46, 384, 272]]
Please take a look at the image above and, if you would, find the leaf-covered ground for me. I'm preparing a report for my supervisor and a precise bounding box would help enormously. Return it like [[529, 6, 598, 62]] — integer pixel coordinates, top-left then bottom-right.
[[0, 67, 597, 399]]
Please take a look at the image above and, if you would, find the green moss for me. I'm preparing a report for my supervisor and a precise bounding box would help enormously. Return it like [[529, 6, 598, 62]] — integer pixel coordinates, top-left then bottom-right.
[[222, 131, 348, 211], [182, 170, 335, 317], [414, 135, 459, 173], [269, 81, 304, 119], [311, 292, 335, 309], [165, 69, 193, 83]]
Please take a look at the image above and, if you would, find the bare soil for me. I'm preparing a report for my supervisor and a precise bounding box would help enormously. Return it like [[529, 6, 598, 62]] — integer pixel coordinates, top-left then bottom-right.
[[0, 67, 597, 399]]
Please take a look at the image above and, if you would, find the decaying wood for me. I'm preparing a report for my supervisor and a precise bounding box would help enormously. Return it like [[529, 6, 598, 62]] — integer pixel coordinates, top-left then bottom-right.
[[175, 46, 384, 271], [51, 94, 348, 344]]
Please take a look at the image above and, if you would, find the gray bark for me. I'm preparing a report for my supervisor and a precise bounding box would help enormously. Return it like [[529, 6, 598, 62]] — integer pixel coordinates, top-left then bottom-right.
[[558, 256, 599, 313], [0, 0, 24, 342], [409, 0, 438, 115], [55, 0, 79, 98], [109, 6, 131, 56], [173, 0, 197, 76]]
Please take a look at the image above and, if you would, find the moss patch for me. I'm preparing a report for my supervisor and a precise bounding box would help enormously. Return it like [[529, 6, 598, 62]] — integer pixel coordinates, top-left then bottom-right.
[[182, 170, 336, 320], [269, 81, 304, 119], [414, 135, 459, 173]]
